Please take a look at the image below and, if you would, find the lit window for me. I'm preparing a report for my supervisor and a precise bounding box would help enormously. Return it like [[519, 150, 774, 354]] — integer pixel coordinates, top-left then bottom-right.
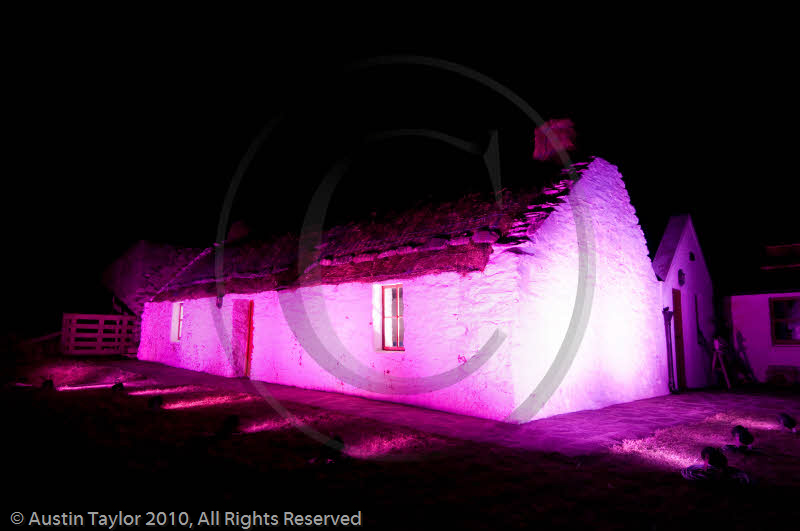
[[382, 284, 404, 350], [770, 297, 800, 345], [177, 303, 184, 340], [171, 302, 184, 342]]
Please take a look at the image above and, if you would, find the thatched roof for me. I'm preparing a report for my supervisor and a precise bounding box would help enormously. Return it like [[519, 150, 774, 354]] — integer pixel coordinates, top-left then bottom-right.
[[143, 172, 580, 303]]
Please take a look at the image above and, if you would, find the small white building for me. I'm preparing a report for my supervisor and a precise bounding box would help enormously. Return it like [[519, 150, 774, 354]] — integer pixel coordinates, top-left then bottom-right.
[[652, 215, 715, 390], [726, 244, 800, 384]]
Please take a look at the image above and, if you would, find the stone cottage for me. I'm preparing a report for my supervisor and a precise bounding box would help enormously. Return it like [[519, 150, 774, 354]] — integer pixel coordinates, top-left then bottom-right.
[[135, 158, 671, 422]]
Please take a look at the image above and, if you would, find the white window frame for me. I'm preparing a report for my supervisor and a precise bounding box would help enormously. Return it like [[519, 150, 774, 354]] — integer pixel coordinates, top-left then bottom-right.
[[170, 302, 184, 342], [372, 283, 405, 351]]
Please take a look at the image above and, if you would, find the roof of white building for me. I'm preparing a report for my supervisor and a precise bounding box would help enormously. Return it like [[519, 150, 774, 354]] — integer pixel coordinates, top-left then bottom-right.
[[143, 169, 583, 302], [653, 214, 691, 281]]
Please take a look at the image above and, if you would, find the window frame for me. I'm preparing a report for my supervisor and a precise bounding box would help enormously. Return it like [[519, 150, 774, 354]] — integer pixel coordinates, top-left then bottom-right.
[[171, 302, 184, 343], [381, 284, 404, 351], [769, 296, 800, 346]]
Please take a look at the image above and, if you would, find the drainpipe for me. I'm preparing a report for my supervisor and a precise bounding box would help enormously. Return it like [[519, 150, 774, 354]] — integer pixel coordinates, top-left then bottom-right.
[[663, 307, 676, 393]]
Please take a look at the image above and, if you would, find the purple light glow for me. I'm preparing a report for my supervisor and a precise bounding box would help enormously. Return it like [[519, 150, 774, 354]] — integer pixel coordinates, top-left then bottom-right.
[[241, 416, 314, 433], [56, 383, 117, 391], [128, 385, 205, 396], [162, 393, 257, 410], [344, 433, 430, 459], [611, 438, 698, 469], [611, 412, 785, 470], [709, 412, 781, 431], [684, 431, 729, 446]]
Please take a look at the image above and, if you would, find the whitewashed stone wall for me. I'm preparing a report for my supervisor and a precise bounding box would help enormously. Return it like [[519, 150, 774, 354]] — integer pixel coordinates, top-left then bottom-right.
[[140, 296, 240, 378], [510, 158, 668, 419], [139, 158, 669, 422]]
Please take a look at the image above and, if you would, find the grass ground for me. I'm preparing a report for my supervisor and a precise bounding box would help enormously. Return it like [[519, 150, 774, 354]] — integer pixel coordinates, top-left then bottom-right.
[[4, 357, 800, 529]]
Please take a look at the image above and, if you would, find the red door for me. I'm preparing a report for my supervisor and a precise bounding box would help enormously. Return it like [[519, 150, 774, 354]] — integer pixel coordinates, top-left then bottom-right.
[[672, 289, 687, 389], [244, 300, 254, 377]]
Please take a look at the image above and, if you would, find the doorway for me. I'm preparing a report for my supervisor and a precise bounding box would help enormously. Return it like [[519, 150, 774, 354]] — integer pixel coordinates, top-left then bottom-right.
[[232, 299, 255, 377], [244, 300, 254, 377], [672, 288, 687, 389]]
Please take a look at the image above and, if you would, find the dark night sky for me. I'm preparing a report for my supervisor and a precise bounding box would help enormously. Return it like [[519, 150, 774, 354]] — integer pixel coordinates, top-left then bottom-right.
[[4, 19, 797, 338]]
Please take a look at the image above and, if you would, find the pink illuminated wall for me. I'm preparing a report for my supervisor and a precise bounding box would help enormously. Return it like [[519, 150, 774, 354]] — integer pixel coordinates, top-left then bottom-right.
[[509, 158, 668, 419], [729, 291, 800, 382], [139, 158, 669, 422]]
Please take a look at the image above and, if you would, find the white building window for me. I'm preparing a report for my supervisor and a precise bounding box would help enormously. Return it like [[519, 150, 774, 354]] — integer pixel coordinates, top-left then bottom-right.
[[170, 302, 184, 342], [382, 284, 404, 350], [770, 297, 800, 345]]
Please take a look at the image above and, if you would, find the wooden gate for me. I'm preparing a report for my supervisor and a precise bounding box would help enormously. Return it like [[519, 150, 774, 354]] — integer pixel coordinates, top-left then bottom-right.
[[61, 313, 140, 355]]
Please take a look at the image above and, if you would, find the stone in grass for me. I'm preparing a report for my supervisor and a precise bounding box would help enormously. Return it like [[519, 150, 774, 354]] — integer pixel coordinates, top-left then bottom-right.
[[778, 412, 797, 432], [111, 382, 124, 392], [731, 425, 754, 447]]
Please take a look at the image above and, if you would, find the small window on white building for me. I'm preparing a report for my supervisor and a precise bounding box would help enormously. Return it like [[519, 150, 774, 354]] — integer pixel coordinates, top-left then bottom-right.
[[382, 284, 404, 350], [170, 302, 184, 342], [770, 297, 800, 345]]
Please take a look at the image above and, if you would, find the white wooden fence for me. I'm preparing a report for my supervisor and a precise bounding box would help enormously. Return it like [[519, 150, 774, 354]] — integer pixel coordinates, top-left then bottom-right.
[[61, 313, 140, 355]]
